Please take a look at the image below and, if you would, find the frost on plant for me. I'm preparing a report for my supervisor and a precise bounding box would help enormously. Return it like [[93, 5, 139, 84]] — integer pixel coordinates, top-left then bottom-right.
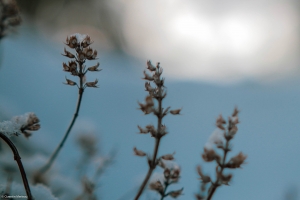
[[196, 107, 247, 200], [0, 113, 40, 138]]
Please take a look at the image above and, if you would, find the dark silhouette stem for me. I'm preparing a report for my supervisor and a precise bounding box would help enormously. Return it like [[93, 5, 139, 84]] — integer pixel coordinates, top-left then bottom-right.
[[40, 87, 84, 173], [0, 132, 34, 200], [207, 140, 230, 200], [134, 93, 163, 200]]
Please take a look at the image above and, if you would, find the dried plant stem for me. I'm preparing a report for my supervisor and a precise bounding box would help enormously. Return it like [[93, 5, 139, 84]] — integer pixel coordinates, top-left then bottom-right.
[[160, 181, 170, 200], [40, 75, 85, 174], [0, 132, 33, 200], [207, 140, 230, 200], [134, 96, 163, 200]]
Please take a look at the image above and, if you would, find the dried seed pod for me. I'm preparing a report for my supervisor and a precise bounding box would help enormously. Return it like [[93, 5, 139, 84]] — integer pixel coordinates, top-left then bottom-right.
[[202, 148, 221, 163], [64, 77, 76, 86], [88, 62, 101, 72], [169, 188, 184, 198], [146, 60, 156, 71], [133, 147, 147, 157], [164, 168, 170, 179], [62, 48, 75, 58], [170, 108, 182, 115], [226, 152, 247, 168], [62, 63, 70, 71], [149, 180, 164, 193], [197, 166, 211, 183], [137, 125, 149, 134], [143, 71, 154, 81], [85, 79, 98, 88], [161, 152, 175, 160]]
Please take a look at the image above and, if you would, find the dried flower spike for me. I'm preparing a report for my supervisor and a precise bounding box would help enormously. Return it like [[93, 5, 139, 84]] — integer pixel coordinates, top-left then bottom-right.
[[39, 34, 102, 174], [134, 61, 183, 199]]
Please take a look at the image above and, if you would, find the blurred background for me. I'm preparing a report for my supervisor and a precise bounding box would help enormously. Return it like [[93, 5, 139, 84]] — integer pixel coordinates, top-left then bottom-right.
[[0, 0, 300, 199]]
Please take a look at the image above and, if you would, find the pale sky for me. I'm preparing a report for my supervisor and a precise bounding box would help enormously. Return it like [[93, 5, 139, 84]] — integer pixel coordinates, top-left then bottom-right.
[[119, 0, 300, 84]]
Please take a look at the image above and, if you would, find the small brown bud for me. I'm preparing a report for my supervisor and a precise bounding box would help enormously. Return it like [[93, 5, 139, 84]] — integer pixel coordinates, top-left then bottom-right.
[[85, 79, 98, 88], [78, 52, 86, 61], [171, 168, 181, 180], [216, 114, 226, 130], [169, 188, 184, 198], [232, 107, 239, 117], [161, 152, 175, 160], [62, 63, 70, 71], [145, 95, 154, 107], [64, 77, 76, 86], [226, 152, 247, 168], [88, 62, 101, 71], [146, 60, 156, 71], [137, 125, 149, 134], [143, 71, 154, 81], [87, 50, 98, 60], [62, 48, 75, 58], [197, 166, 211, 183], [217, 172, 232, 185], [133, 147, 146, 157], [164, 168, 170, 179], [146, 125, 157, 137], [202, 148, 221, 163], [69, 61, 77, 70], [81, 35, 93, 48], [66, 36, 78, 48], [26, 124, 40, 131], [149, 180, 164, 193], [228, 125, 238, 137], [170, 108, 182, 115]]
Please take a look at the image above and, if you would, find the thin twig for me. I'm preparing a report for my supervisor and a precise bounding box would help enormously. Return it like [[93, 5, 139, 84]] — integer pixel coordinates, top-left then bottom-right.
[[40, 87, 84, 174], [134, 88, 163, 200], [207, 140, 230, 200], [0, 132, 34, 200]]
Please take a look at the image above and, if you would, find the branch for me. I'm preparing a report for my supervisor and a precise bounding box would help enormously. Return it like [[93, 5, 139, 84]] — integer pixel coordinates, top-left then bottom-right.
[[0, 132, 34, 200]]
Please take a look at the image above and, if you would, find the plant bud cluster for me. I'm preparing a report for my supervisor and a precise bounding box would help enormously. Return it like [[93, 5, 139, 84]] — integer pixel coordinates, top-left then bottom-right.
[[196, 107, 247, 199], [63, 34, 101, 89], [149, 161, 183, 199]]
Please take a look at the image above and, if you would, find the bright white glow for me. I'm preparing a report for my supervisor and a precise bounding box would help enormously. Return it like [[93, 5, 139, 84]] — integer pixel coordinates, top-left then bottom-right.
[[219, 15, 264, 56], [122, 1, 300, 84]]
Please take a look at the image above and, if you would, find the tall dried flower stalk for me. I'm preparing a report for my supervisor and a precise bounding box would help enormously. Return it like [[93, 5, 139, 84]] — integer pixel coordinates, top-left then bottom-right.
[[134, 61, 182, 199], [195, 107, 247, 200], [0, 0, 21, 40], [39, 34, 101, 174]]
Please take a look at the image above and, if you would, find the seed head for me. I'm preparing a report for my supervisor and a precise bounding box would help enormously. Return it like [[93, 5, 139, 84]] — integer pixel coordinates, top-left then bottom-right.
[[197, 166, 211, 183], [85, 79, 98, 88], [226, 152, 247, 168], [169, 188, 184, 198], [133, 147, 147, 157], [170, 108, 182, 115], [64, 77, 77, 86], [88, 62, 101, 72]]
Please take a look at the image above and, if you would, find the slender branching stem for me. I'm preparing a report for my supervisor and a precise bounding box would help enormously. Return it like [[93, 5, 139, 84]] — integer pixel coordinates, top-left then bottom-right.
[[160, 181, 170, 200], [40, 72, 85, 174], [0, 132, 34, 200], [207, 140, 230, 200], [134, 89, 163, 200]]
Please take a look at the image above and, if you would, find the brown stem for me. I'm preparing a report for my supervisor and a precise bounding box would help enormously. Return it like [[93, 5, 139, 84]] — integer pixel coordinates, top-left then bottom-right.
[[39, 85, 84, 174], [134, 91, 163, 200], [207, 140, 230, 200], [0, 133, 34, 200]]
